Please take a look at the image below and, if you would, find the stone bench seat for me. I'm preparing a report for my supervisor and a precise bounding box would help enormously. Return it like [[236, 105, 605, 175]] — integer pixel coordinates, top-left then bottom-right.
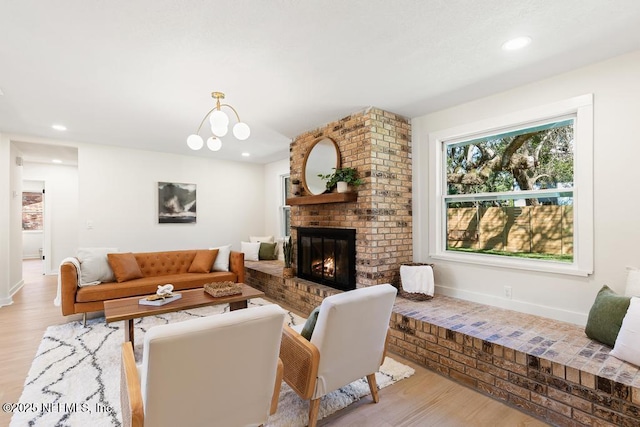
[[244, 260, 640, 426], [390, 295, 640, 426]]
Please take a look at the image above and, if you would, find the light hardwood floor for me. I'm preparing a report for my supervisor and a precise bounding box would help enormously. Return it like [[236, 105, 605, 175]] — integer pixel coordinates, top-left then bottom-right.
[[0, 260, 549, 426]]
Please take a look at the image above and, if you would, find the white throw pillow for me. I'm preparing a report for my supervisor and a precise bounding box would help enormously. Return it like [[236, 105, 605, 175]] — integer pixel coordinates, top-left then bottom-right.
[[610, 297, 640, 366], [241, 241, 261, 261], [249, 235, 274, 244], [210, 244, 232, 272], [625, 267, 640, 297], [77, 247, 119, 285]]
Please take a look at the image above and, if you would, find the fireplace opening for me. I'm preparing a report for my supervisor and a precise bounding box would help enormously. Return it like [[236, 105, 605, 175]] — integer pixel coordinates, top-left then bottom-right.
[[297, 227, 356, 291]]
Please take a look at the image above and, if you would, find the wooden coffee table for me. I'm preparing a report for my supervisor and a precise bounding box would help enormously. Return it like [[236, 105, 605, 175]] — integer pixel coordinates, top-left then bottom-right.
[[104, 283, 265, 347]]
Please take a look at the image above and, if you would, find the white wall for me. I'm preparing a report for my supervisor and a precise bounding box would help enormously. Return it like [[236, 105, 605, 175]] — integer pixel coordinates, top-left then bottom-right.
[[22, 164, 79, 273], [0, 133, 13, 306], [1, 136, 269, 308], [9, 143, 24, 296], [77, 143, 265, 252], [413, 50, 640, 325]]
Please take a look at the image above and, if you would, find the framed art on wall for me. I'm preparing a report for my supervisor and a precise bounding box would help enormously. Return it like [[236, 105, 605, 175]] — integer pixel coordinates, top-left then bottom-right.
[[158, 182, 196, 224]]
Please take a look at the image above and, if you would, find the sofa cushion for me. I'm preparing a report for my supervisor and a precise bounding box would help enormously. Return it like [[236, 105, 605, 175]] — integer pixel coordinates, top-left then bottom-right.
[[211, 245, 232, 272], [76, 272, 237, 303], [135, 250, 197, 276], [108, 253, 144, 283], [188, 249, 219, 273], [77, 247, 118, 285]]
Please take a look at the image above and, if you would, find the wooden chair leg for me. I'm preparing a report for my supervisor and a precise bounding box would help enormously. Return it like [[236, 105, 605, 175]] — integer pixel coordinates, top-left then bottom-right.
[[308, 398, 321, 427], [270, 359, 283, 415], [366, 373, 379, 403]]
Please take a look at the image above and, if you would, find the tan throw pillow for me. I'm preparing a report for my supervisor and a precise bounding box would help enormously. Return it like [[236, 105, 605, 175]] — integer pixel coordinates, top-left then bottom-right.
[[188, 249, 219, 273], [107, 253, 144, 283]]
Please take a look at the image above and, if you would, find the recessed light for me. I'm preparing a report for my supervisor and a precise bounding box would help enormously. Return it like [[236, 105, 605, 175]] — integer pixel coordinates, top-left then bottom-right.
[[241, 152, 250, 157], [502, 36, 532, 51], [52, 124, 67, 131], [52, 159, 63, 164]]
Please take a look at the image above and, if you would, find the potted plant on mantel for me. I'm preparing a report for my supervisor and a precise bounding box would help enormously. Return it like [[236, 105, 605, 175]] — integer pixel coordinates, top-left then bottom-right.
[[283, 236, 294, 278], [318, 167, 364, 193]]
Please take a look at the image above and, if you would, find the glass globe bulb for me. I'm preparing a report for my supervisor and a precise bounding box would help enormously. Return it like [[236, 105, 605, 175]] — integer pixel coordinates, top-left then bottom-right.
[[207, 137, 222, 151], [233, 122, 251, 140], [209, 110, 229, 128], [187, 134, 204, 150], [211, 124, 228, 137]]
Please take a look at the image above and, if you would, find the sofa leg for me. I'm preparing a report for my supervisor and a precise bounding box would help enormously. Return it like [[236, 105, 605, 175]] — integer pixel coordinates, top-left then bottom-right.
[[83, 313, 87, 327]]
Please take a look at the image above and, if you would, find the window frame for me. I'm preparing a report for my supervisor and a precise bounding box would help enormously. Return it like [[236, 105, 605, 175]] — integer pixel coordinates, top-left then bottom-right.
[[281, 174, 291, 238], [428, 94, 593, 276]]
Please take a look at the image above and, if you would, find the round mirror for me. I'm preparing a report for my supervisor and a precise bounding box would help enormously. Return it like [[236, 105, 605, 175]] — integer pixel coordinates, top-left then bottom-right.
[[302, 137, 341, 196]]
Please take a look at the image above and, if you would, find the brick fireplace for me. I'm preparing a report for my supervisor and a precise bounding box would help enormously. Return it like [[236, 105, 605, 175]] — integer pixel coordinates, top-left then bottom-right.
[[289, 108, 413, 289]]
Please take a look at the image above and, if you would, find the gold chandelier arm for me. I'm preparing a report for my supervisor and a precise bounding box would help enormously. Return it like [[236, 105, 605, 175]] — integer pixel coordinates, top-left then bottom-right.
[[220, 103, 242, 122], [195, 107, 219, 134]]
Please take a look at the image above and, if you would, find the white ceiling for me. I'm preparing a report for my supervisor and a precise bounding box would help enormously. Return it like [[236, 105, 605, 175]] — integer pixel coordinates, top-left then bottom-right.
[[1, 1, 639, 164]]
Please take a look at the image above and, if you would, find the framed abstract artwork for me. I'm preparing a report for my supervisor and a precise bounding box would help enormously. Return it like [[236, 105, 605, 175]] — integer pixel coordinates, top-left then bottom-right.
[[158, 182, 196, 224]]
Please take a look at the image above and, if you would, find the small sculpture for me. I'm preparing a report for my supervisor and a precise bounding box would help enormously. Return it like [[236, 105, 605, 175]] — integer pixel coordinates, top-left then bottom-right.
[[146, 284, 175, 301]]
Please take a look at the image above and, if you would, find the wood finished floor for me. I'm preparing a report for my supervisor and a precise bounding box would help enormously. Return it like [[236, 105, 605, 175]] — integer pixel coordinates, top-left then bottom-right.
[[0, 260, 549, 427]]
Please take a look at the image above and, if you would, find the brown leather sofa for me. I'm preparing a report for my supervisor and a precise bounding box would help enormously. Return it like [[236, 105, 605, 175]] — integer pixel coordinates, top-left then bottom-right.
[[60, 249, 245, 317]]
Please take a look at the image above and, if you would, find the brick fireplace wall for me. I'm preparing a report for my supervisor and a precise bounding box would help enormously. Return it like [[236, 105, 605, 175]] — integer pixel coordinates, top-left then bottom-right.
[[289, 108, 412, 288]]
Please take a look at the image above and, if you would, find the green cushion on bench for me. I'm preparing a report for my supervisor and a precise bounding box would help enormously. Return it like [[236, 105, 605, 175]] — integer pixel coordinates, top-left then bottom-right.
[[585, 285, 630, 347]]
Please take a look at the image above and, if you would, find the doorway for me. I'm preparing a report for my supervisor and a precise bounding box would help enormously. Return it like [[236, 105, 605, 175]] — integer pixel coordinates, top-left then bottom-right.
[[22, 180, 45, 275]]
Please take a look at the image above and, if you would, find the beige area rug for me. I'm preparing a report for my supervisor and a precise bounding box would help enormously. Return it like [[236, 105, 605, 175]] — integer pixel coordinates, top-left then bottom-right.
[[10, 298, 414, 427]]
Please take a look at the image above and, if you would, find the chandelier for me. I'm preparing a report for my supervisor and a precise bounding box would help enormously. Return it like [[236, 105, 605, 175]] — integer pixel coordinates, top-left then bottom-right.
[[187, 91, 251, 151]]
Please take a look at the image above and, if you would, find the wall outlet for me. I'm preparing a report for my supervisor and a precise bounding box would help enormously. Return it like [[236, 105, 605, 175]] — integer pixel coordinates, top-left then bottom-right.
[[504, 286, 512, 299]]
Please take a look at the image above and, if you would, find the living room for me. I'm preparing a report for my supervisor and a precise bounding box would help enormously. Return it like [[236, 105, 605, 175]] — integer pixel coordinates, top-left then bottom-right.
[[2, 2, 640, 426]]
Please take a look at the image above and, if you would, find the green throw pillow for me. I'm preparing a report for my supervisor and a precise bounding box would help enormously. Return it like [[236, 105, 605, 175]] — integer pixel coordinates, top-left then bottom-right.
[[585, 285, 631, 347], [258, 242, 278, 260], [300, 306, 321, 341]]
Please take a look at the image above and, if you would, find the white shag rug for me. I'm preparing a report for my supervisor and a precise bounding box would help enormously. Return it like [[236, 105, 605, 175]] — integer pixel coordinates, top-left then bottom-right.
[[11, 298, 414, 427]]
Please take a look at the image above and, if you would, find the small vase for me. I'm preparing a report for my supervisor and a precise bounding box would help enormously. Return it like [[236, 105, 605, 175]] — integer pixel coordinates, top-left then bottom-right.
[[337, 181, 348, 193]]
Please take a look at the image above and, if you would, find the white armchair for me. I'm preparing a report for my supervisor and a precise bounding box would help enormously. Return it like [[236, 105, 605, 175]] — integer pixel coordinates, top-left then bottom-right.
[[279, 283, 397, 427], [121, 304, 286, 427]]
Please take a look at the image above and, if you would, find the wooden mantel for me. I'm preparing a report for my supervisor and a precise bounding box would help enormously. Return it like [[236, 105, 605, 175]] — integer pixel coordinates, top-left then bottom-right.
[[286, 192, 357, 206]]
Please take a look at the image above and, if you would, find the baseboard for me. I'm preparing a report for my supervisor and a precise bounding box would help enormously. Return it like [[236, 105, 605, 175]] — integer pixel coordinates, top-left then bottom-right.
[[9, 279, 24, 298], [1, 278, 26, 307], [434, 284, 587, 326]]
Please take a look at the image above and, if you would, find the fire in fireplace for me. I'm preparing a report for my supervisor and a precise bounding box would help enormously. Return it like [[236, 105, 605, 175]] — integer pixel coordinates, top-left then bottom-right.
[[297, 227, 356, 291]]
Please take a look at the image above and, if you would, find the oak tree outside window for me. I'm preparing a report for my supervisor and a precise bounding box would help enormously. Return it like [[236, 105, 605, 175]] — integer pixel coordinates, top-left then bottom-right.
[[446, 118, 574, 262], [429, 95, 593, 276]]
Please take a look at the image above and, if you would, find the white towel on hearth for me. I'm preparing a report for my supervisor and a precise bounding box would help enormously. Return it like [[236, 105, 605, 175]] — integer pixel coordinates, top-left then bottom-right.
[[400, 265, 434, 296], [55, 257, 81, 306]]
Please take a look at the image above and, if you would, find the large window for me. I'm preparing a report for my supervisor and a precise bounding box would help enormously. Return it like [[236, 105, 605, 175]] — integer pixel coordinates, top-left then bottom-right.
[[429, 95, 593, 276]]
